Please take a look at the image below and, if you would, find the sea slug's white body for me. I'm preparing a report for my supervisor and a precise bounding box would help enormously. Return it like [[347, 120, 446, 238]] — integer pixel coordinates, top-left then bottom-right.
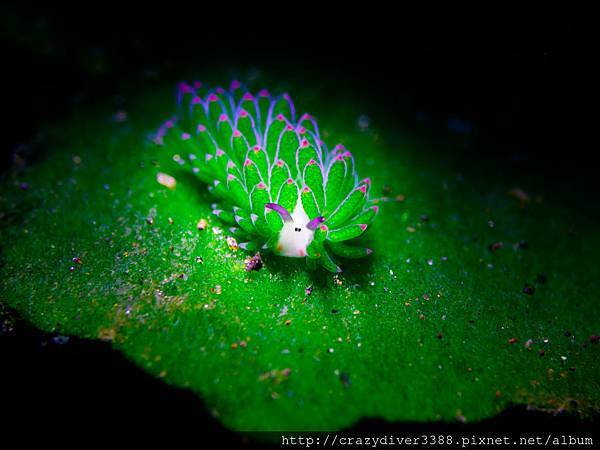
[[276, 198, 315, 257]]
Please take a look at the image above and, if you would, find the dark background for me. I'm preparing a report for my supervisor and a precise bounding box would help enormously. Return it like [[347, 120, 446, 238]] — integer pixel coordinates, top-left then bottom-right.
[[1, 5, 596, 446]]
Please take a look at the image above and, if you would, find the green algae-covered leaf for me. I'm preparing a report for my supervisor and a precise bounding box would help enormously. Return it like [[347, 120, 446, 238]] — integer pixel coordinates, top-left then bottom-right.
[[1, 78, 599, 436]]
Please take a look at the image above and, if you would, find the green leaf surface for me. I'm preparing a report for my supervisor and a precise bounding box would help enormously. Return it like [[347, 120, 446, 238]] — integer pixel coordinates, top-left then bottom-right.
[[1, 77, 599, 434]]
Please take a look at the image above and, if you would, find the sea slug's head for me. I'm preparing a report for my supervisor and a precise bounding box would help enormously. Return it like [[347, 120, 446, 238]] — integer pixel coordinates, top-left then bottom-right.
[[266, 203, 324, 258]]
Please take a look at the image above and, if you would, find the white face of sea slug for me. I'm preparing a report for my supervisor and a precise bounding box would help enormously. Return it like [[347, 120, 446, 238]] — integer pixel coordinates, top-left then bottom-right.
[[277, 201, 314, 257], [266, 201, 324, 258]]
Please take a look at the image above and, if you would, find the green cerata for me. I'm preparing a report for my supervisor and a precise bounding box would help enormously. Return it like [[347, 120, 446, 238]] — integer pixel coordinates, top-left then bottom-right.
[[155, 80, 379, 272]]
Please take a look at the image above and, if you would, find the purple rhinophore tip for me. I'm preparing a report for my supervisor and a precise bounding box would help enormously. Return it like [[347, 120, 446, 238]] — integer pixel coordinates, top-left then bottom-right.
[[258, 89, 270, 97], [359, 224, 368, 231], [191, 96, 202, 104], [181, 132, 191, 140], [197, 124, 207, 132], [219, 114, 228, 122], [207, 93, 219, 102], [230, 80, 241, 90], [366, 248, 373, 255], [265, 203, 292, 222], [242, 92, 254, 101], [216, 87, 225, 94], [216, 149, 225, 157], [193, 81, 202, 89], [306, 216, 325, 231]]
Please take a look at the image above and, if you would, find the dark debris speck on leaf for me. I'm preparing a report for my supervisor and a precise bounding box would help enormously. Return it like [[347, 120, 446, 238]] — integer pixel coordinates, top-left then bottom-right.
[[488, 242, 503, 252], [245, 252, 263, 272], [523, 285, 535, 295], [339, 372, 351, 388]]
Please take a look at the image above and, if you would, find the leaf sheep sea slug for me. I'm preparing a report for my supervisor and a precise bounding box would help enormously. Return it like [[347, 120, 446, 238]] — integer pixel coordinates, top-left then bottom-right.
[[155, 80, 379, 272]]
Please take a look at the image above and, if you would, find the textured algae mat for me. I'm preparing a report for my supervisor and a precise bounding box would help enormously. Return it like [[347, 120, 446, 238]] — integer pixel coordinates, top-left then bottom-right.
[[1, 76, 598, 431]]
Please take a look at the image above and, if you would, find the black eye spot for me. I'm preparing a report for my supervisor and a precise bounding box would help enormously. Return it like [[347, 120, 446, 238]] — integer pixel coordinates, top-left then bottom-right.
[[294, 227, 301, 232]]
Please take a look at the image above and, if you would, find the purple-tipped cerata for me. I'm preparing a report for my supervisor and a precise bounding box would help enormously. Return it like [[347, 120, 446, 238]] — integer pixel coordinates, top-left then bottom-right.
[[156, 80, 380, 272]]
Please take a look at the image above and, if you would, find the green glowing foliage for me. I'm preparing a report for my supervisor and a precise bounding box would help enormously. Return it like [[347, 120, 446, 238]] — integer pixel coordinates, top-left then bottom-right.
[[1, 78, 598, 434]]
